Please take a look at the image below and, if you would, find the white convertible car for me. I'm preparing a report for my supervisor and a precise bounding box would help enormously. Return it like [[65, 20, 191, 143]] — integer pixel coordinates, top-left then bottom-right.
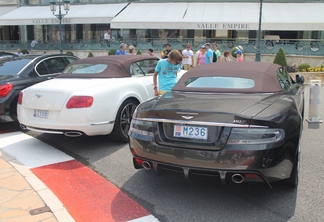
[[17, 55, 162, 142]]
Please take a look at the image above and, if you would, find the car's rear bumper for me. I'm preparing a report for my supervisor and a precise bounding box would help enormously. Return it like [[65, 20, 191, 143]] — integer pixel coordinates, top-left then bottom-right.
[[129, 138, 297, 187], [19, 122, 114, 136]]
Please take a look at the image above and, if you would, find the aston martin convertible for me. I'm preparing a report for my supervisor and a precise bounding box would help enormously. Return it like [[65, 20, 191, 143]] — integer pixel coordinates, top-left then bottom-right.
[[129, 62, 305, 188]]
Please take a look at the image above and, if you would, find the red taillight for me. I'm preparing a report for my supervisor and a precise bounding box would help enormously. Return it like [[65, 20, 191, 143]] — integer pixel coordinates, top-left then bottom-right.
[[66, 96, 93, 109], [18, 92, 23, 105], [0, 83, 13, 98]]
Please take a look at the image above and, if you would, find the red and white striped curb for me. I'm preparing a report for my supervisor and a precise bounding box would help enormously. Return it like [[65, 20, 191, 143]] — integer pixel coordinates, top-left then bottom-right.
[[0, 132, 158, 222]]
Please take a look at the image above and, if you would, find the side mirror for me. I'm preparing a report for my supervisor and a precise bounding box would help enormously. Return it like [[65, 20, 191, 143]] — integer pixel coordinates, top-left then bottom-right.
[[296, 74, 304, 84]]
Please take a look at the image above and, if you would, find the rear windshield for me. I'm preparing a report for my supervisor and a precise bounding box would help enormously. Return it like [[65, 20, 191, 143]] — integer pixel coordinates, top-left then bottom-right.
[[0, 59, 31, 77], [63, 64, 107, 74], [184, 76, 255, 89]]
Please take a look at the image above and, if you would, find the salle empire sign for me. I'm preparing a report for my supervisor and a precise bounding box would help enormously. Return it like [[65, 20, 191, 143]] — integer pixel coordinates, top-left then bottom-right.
[[32, 19, 71, 24], [196, 23, 250, 30]]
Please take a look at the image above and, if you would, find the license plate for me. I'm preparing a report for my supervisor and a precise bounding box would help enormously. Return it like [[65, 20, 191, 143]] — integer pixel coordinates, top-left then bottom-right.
[[33, 109, 48, 119], [173, 125, 208, 140]]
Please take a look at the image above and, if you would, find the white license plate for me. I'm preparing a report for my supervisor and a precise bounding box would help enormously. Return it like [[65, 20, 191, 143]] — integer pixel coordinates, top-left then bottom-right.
[[33, 109, 48, 119], [173, 125, 208, 140]]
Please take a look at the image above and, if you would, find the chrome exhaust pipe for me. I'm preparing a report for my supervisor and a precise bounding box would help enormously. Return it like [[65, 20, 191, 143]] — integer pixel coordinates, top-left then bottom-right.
[[142, 161, 152, 170], [232, 174, 245, 184], [64, 132, 83, 137], [20, 124, 27, 130]]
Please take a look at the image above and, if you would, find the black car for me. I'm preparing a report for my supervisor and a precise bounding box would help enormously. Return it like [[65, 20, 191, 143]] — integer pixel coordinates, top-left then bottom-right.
[[129, 62, 305, 188], [0, 54, 79, 122], [0, 51, 15, 58]]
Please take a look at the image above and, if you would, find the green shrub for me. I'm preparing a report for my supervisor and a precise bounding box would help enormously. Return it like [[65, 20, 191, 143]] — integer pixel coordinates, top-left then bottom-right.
[[231, 46, 243, 58], [273, 47, 287, 67], [87, 52, 94, 57], [298, 63, 311, 72], [136, 50, 141, 55], [66, 51, 74, 56], [21, 49, 29, 54], [108, 49, 117, 55]]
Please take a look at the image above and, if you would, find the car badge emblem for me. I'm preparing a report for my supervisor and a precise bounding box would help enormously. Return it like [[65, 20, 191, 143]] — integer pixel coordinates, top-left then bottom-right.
[[182, 116, 194, 120], [35, 94, 43, 99]]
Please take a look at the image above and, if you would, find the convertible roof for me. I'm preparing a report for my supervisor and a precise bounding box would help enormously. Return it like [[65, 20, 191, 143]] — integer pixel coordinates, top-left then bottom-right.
[[58, 55, 159, 78], [173, 62, 283, 93]]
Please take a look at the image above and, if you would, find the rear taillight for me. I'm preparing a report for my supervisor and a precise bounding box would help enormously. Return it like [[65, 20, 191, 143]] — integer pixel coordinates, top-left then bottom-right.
[[0, 83, 13, 98], [66, 96, 93, 109], [18, 92, 23, 105]]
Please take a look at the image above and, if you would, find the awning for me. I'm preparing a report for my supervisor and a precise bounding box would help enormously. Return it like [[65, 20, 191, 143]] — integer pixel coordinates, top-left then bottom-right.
[[0, 6, 16, 18], [0, 3, 128, 26], [110, 2, 324, 31]]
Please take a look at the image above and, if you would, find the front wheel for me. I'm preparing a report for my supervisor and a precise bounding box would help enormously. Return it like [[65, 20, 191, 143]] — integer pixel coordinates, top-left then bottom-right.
[[109, 99, 139, 143], [285, 144, 300, 188]]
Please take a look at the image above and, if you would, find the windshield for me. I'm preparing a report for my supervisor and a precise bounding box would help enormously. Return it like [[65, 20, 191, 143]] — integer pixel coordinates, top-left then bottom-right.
[[0, 58, 31, 78]]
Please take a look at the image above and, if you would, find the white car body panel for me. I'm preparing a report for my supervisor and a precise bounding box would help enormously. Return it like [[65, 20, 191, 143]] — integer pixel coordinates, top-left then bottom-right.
[[17, 76, 154, 136]]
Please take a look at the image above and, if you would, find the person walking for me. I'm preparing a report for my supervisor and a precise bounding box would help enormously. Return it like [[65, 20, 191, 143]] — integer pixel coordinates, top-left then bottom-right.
[[115, 43, 127, 55], [148, 48, 154, 56], [161, 44, 171, 59], [234, 48, 243, 62], [196, 45, 207, 66], [15, 48, 23, 56], [128, 45, 136, 55], [213, 43, 221, 62], [204, 43, 213, 64], [104, 29, 111, 46], [182, 43, 194, 70], [221, 50, 231, 62], [153, 50, 183, 96]]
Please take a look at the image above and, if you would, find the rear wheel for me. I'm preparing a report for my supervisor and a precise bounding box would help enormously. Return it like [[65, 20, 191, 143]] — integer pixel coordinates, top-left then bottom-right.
[[109, 99, 139, 143]]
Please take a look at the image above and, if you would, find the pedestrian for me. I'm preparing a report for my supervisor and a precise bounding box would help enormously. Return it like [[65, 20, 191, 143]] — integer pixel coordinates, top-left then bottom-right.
[[182, 43, 194, 70], [196, 45, 207, 66], [204, 43, 213, 64], [161, 43, 171, 59], [15, 48, 23, 56], [153, 50, 183, 96], [104, 29, 111, 46], [115, 43, 127, 55], [221, 50, 231, 62], [212, 43, 221, 62], [234, 49, 243, 62], [128, 45, 136, 55], [148, 48, 154, 56]]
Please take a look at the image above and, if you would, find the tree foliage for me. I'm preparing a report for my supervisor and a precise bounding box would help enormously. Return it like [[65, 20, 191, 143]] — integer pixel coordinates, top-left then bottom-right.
[[273, 47, 287, 67]]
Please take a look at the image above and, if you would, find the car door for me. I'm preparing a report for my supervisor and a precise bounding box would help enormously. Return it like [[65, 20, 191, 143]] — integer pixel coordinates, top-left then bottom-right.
[[277, 67, 304, 115], [130, 59, 159, 98]]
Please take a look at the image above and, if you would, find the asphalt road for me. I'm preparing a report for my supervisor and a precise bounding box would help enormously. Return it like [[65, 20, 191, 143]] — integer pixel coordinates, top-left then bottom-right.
[[3, 85, 324, 222]]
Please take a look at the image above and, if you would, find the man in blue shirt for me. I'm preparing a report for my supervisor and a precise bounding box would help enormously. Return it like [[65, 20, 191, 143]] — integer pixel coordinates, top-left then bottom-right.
[[115, 43, 127, 55], [153, 50, 183, 96], [204, 43, 213, 64]]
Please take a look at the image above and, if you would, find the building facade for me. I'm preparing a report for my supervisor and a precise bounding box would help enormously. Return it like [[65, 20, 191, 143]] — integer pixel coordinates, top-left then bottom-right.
[[1, 0, 324, 59]]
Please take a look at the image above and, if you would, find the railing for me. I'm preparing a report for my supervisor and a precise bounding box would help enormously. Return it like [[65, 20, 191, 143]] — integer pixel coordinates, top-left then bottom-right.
[[1, 38, 323, 56]]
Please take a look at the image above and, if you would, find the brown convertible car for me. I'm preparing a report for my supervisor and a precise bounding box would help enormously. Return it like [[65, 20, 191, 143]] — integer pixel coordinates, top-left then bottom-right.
[[128, 62, 305, 188]]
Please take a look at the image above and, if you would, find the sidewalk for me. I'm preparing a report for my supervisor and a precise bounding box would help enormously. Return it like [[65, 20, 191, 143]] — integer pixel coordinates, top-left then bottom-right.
[[0, 150, 74, 222]]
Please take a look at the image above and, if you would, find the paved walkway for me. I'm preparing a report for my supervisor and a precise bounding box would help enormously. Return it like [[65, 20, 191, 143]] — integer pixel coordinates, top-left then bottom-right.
[[0, 150, 74, 222]]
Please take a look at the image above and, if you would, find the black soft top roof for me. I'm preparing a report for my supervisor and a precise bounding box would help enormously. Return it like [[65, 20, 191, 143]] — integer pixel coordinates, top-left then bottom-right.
[[173, 62, 283, 93]]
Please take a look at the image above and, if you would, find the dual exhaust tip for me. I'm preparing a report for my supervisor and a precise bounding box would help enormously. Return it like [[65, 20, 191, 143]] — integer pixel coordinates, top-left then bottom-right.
[[141, 160, 246, 184], [19, 124, 83, 137]]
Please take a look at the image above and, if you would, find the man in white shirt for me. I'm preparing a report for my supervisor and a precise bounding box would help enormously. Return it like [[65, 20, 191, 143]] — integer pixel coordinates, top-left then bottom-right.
[[182, 43, 194, 70], [104, 29, 111, 41]]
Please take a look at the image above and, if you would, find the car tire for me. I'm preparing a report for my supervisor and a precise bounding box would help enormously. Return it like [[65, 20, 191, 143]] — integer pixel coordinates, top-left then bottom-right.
[[109, 99, 139, 143], [286, 144, 300, 188]]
